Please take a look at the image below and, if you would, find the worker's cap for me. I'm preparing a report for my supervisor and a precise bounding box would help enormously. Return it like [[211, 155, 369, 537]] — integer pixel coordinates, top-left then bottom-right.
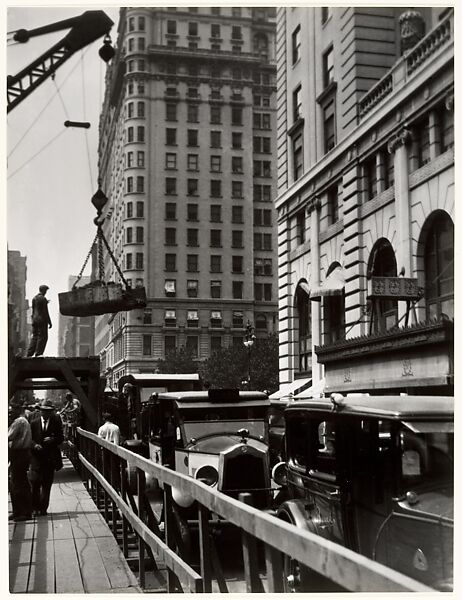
[[39, 284, 49, 293], [39, 399, 55, 411], [65, 392, 73, 399]]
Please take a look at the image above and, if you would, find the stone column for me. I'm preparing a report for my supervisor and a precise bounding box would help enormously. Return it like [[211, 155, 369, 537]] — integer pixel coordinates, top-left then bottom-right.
[[276, 210, 293, 385], [308, 198, 322, 386], [376, 150, 386, 195], [388, 128, 413, 322], [342, 161, 365, 338], [428, 110, 440, 160]]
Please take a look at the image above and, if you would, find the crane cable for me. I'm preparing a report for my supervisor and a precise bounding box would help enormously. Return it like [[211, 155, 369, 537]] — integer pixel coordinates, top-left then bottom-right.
[[52, 74, 70, 120], [81, 49, 95, 192], [7, 128, 67, 180]]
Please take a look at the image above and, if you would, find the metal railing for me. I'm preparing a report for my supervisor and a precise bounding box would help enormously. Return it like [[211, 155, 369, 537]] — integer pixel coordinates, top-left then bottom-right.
[[75, 428, 433, 593]]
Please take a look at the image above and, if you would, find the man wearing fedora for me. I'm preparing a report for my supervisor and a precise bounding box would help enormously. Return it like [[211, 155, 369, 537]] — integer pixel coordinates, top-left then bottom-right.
[[26, 284, 52, 357], [29, 399, 64, 516]]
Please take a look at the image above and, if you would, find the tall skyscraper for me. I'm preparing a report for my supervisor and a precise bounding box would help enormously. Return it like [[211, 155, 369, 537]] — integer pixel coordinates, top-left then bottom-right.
[[96, 7, 278, 385], [275, 7, 453, 395]]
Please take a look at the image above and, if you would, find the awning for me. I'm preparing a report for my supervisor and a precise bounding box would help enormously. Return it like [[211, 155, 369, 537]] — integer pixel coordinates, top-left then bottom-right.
[[294, 378, 326, 399], [310, 266, 345, 300], [269, 378, 312, 400]]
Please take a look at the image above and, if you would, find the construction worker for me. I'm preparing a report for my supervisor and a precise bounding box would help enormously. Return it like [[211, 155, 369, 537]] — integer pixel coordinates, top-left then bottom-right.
[[26, 285, 52, 357]]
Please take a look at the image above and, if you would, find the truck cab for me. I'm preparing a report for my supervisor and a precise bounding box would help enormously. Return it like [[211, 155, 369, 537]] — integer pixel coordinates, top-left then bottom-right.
[[275, 394, 453, 591], [139, 389, 271, 509]]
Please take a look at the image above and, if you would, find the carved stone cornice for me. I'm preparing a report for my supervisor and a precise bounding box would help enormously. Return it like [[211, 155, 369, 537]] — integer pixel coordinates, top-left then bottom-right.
[[387, 128, 413, 154]]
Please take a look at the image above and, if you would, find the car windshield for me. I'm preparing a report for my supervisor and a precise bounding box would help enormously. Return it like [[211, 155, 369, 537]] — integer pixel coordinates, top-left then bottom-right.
[[269, 405, 286, 427], [398, 421, 453, 487], [179, 406, 267, 442]]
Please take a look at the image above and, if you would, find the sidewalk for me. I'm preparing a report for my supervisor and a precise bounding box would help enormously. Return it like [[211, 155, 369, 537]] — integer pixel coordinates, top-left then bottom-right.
[[8, 457, 141, 593]]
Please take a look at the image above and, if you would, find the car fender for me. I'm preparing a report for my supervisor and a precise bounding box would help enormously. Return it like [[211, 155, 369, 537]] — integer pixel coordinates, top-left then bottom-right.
[[277, 499, 331, 539], [277, 499, 312, 529]]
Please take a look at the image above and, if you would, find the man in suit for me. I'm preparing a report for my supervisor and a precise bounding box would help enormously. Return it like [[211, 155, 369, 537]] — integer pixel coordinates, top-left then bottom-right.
[[29, 399, 64, 516], [8, 402, 33, 521], [26, 284, 52, 357]]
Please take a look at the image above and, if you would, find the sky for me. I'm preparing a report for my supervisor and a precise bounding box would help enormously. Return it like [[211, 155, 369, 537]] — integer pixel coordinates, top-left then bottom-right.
[[6, 5, 120, 355]]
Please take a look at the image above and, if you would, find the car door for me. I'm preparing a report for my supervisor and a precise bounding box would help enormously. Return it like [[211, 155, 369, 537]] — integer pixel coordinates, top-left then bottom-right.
[[294, 415, 347, 546], [374, 424, 454, 588]]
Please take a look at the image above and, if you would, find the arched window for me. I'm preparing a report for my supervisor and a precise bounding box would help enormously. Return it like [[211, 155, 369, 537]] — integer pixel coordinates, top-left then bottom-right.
[[424, 212, 454, 319], [296, 282, 311, 373], [255, 314, 267, 331], [368, 239, 398, 333]]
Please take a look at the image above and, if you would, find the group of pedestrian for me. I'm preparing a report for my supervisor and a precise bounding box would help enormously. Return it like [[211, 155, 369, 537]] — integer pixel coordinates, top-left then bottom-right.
[[58, 392, 82, 443], [10, 283, 121, 523], [8, 398, 64, 522]]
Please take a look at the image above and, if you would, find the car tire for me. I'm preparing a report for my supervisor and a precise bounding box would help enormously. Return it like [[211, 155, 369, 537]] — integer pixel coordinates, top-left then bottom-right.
[[279, 510, 344, 592], [282, 554, 341, 593]]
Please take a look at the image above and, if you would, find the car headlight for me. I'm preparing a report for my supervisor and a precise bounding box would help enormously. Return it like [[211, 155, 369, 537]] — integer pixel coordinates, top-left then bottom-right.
[[195, 465, 219, 487]]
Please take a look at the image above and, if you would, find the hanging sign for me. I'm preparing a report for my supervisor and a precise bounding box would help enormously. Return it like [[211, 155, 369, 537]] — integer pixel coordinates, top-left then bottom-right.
[[369, 277, 422, 300]]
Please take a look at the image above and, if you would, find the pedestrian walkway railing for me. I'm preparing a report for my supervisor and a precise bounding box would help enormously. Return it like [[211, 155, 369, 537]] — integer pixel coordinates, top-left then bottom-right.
[[75, 428, 433, 594]]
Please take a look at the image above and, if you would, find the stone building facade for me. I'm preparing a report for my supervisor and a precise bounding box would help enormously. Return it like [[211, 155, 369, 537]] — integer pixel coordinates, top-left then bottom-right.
[[276, 7, 453, 395]]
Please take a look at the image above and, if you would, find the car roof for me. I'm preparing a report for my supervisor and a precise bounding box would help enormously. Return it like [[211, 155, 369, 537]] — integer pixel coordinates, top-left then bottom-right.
[[175, 400, 269, 410], [285, 394, 454, 419], [120, 373, 201, 383], [155, 390, 268, 403]]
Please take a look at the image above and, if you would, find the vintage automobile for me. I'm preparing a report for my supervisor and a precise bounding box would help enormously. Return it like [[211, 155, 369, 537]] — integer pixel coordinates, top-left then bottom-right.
[[137, 389, 272, 511], [99, 373, 203, 440], [126, 388, 272, 561], [273, 394, 454, 592]]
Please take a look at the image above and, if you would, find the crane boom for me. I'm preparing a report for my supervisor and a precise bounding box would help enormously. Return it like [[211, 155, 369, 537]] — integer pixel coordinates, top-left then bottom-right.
[[7, 10, 113, 113]]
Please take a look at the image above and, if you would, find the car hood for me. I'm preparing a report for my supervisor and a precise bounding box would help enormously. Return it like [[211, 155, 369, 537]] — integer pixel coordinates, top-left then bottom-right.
[[403, 485, 453, 520], [187, 435, 267, 454]]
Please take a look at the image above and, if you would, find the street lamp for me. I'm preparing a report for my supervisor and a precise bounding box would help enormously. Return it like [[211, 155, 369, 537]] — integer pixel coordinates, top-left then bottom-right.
[[243, 320, 256, 388]]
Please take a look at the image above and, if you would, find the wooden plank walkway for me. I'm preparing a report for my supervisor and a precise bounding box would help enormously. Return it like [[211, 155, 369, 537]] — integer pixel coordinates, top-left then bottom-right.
[[9, 458, 141, 594]]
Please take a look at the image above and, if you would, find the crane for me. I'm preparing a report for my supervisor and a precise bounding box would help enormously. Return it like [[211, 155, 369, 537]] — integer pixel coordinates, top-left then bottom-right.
[[7, 8, 146, 317], [7, 10, 114, 113]]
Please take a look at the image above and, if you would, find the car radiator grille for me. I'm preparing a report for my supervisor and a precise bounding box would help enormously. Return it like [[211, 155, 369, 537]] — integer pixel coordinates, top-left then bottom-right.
[[220, 452, 268, 509]]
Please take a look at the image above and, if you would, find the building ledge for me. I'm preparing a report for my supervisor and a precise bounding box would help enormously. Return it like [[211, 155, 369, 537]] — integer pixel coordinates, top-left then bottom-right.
[[148, 44, 271, 66], [316, 81, 337, 105], [316, 317, 453, 364], [287, 117, 304, 137]]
